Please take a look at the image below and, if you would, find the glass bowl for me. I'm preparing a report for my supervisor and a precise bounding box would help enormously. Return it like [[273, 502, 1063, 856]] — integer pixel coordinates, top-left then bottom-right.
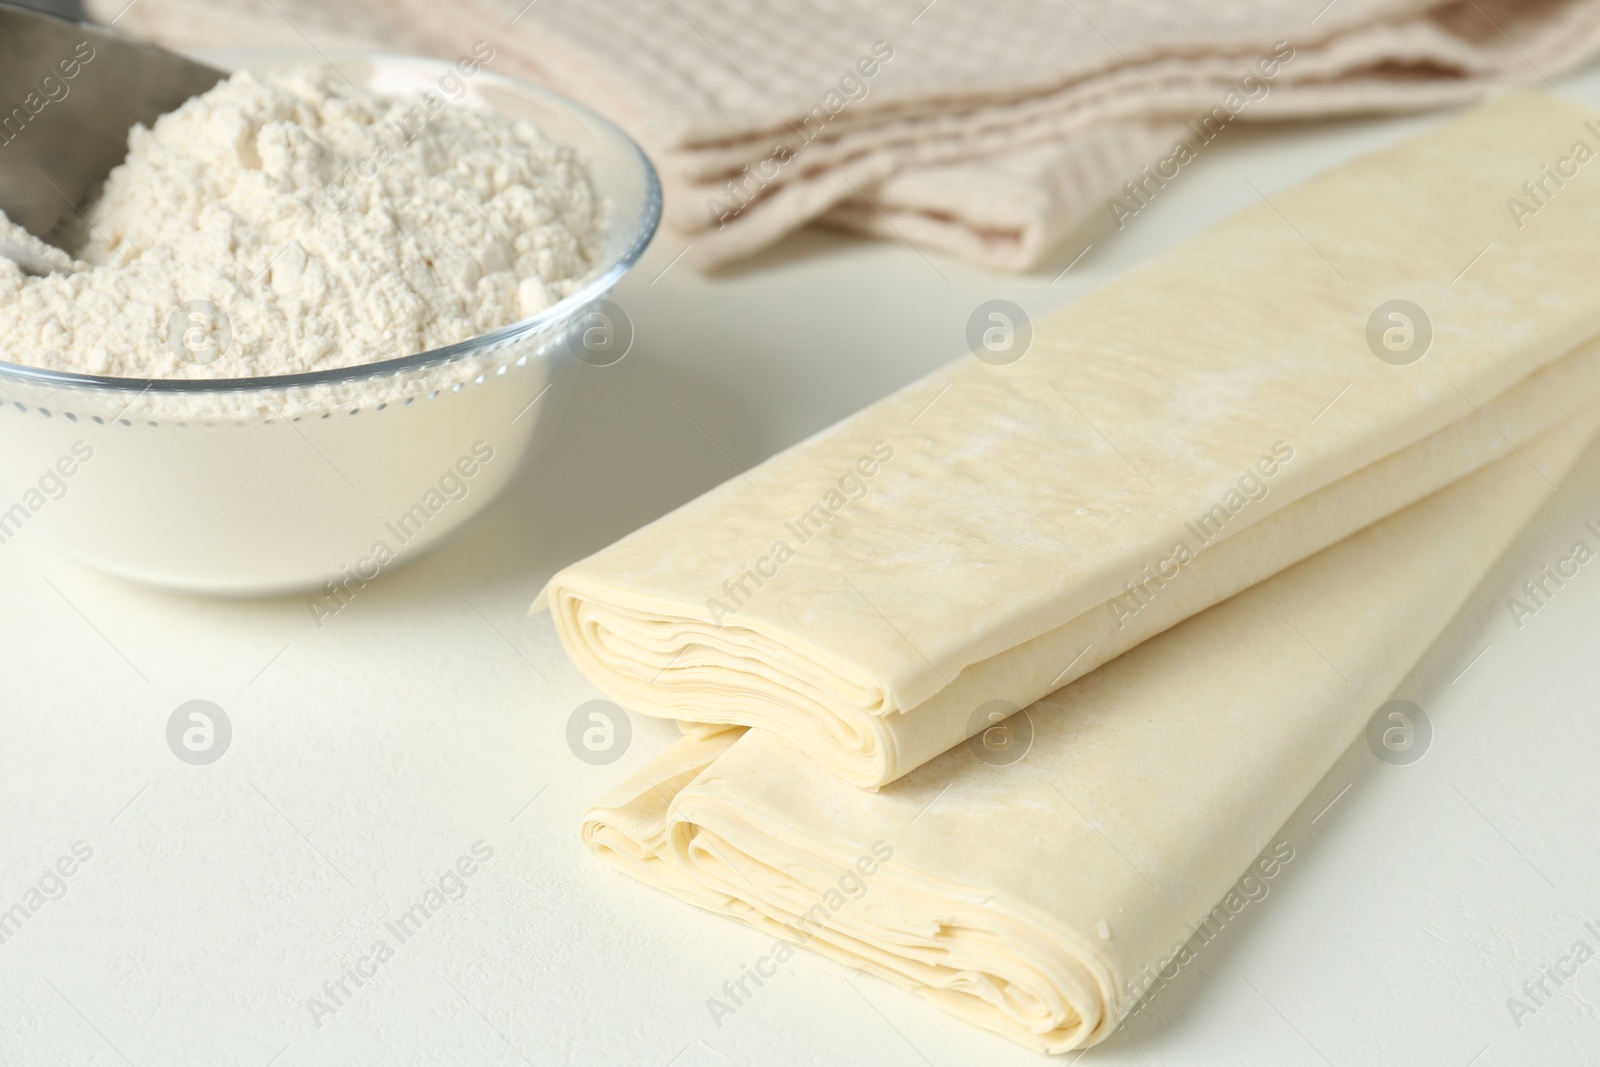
[[0, 51, 660, 595]]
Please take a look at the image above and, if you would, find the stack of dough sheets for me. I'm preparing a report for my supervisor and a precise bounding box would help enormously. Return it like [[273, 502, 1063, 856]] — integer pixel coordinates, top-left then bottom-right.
[[543, 89, 1600, 1054], [584, 410, 1599, 1053], [543, 90, 1600, 787]]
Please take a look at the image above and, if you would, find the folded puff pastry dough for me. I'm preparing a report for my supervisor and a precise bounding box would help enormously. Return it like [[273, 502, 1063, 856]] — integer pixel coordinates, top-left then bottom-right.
[[545, 91, 1600, 786], [583, 407, 1600, 1054]]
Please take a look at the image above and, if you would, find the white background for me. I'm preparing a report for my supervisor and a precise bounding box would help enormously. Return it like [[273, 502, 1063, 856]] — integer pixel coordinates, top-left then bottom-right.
[[4, 60, 1600, 1067]]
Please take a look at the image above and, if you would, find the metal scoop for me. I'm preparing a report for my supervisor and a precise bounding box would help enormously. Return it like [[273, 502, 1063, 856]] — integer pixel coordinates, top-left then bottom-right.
[[0, 2, 223, 273]]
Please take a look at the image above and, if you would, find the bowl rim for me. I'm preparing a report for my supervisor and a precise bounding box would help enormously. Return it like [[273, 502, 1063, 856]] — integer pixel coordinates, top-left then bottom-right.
[[0, 50, 662, 396]]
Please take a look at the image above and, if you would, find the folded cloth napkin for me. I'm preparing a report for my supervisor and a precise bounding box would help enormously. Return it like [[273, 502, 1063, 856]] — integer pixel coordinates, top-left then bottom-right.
[[583, 408, 1600, 1053], [540, 92, 1600, 787], [91, 0, 1600, 270]]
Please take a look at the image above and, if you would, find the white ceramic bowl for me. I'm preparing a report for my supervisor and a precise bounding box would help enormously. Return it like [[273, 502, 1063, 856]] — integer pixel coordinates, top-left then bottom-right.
[[0, 51, 660, 595]]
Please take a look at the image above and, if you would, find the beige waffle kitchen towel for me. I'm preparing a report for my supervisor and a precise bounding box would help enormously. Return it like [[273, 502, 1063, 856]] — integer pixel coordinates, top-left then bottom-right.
[[92, 0, 1600, 270]]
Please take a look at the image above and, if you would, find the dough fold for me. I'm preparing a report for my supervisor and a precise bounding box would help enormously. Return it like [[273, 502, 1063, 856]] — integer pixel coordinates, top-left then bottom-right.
[[546, 91, 1600, 786], [584, 410, 1600, 1054]]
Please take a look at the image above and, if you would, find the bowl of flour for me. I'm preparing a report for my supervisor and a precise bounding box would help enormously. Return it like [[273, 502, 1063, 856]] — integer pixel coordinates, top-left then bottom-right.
[[0, 49, 660, 595]]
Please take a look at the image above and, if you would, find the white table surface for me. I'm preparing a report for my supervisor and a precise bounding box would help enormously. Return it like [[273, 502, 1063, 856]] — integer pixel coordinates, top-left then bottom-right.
[[6, 64, 1600, 1067]]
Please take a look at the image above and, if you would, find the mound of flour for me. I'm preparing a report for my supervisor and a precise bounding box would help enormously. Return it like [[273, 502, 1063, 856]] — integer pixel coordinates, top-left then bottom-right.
[[0, 64, 603, 379]]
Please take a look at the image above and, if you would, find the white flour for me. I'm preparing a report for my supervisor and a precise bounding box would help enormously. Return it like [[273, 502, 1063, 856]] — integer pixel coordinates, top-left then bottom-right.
[[0, 64, 603, 381]]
